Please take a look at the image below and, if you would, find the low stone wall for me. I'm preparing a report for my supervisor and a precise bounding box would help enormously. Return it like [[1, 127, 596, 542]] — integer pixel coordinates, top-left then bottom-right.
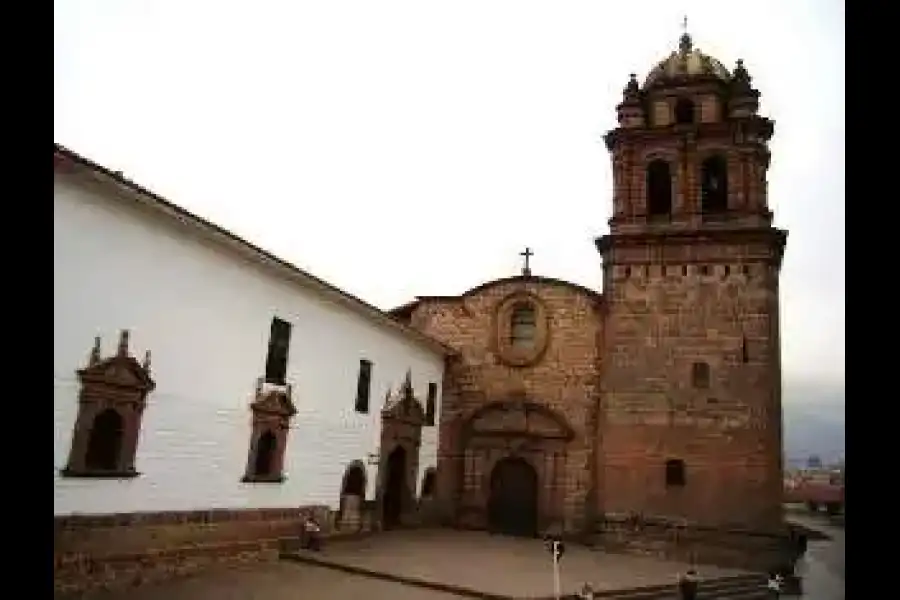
[[54, 504, 379, 596], [594, 515, 794, 572]]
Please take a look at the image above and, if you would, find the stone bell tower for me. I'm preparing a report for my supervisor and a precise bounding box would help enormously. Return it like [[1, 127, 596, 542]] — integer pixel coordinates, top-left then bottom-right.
[[595, 31, 788, 533]]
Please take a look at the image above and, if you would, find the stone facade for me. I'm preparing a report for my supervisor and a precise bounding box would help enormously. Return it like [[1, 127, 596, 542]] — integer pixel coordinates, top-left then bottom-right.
[[389, 33, 793, 569], [392, 277, 604, 534]]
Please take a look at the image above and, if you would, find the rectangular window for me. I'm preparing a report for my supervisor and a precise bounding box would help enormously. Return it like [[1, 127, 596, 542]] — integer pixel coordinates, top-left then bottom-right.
[[355, 359, 372, 414], [665, 459, 686, 488], [425, 382, 438, 426], [264, 318, 292, 385]]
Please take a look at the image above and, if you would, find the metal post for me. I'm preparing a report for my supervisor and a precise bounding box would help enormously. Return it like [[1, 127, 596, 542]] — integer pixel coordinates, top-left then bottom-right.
[[553, 544, 561, 600]]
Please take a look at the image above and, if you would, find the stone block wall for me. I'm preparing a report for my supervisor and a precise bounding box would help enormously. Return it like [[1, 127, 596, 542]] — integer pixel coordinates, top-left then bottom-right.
[[53, 504, 376, 596], [406, 277, 604, 535], [594, 514, 793, 572]]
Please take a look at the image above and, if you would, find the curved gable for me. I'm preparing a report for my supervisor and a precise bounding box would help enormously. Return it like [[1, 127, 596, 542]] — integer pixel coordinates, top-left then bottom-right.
[[389, 275, 604, 318], [461, 275, 601, 301]]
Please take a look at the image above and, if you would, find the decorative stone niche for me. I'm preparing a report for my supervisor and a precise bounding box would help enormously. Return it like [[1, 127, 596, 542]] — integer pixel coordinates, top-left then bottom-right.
[[62, 330, 156, 479], [242, 378, 297, 483]]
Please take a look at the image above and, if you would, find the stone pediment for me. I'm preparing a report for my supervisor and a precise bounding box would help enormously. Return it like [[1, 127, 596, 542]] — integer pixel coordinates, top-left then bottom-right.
[[77, 331, 155, 393], [250, 389, 297, 417], [382, 370, 425, 425], [464, 400, 574, 441]]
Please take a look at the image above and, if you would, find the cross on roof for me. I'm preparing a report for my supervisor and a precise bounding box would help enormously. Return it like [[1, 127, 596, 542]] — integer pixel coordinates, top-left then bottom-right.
[[520, 247, 534, 277]]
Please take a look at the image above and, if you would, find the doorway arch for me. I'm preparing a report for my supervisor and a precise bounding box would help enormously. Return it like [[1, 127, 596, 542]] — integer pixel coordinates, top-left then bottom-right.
[[488, 456, 538, 537], [382, 445, 407, 529]]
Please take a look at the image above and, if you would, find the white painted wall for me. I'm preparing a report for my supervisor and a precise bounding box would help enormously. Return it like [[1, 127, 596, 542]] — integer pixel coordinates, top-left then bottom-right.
[[53, 171, 444, 516]]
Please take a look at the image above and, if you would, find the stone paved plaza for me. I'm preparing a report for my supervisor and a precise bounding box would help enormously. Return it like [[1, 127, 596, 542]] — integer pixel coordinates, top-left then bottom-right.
[[285, 530, 748, 597], [67, 530, 753, 600]]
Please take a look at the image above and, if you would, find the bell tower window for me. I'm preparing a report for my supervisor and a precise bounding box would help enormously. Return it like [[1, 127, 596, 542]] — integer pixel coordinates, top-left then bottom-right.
[[646, 160, 673, 218], [701, 155, 729, 215], [674, 97, 695, 125]]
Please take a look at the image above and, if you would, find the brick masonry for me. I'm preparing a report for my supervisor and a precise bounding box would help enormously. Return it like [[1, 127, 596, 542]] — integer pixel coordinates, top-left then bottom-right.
[[54, 504, 380, 596]]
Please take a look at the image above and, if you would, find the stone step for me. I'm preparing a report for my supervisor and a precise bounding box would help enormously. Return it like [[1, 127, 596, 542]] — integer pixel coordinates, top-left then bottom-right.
[[574, 574, 769, 600]]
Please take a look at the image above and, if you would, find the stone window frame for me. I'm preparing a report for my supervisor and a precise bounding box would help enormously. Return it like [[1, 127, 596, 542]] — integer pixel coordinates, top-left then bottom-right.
[[242, 379, 297, 484], [665, 458, 687, 488], [691, 361, 710, 389], [62, 331, 155, 479], [494, 292, 550, 368]]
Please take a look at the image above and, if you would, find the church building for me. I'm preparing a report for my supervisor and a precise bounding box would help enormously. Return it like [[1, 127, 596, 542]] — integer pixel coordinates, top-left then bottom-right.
[[390, 32, 790, 569]]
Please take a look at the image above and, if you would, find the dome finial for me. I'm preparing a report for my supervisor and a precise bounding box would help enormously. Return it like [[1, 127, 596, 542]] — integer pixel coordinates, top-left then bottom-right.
[[679, 15, 692, 53]]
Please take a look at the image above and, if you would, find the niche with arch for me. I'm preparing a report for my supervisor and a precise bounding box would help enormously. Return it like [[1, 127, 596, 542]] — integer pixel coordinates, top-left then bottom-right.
[[62, 331, 155, 478], [701, 154, 729, 215], [674, 97, 696, 125], [242, 379, 297, 483], [338, 461, 368, 531], [646, 159, 673, 218]]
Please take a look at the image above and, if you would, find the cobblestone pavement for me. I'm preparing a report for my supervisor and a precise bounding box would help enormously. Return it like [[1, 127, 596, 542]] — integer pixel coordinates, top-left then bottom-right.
[[71, 562, 464, 600]]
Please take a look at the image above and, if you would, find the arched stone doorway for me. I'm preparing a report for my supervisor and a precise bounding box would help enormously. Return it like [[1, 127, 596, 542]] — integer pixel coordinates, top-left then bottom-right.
[[488, 457, 538, 537], [382, 445, 407, 529], [376, 370, 425, 530], [454, 399, 575, 534]]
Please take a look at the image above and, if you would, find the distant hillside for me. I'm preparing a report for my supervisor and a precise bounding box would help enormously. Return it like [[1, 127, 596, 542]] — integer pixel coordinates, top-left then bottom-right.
[[782, 381, 845, 467]]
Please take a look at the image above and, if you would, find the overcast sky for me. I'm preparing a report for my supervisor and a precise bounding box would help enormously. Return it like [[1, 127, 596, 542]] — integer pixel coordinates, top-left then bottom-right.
[[54, 0, 844, 407]]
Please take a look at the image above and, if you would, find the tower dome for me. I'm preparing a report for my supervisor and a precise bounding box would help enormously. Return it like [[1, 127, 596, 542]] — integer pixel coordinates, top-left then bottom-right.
[[643, 33, 730, 89]]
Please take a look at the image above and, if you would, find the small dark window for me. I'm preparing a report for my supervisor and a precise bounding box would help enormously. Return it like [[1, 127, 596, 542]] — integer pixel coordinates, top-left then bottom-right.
[[723, 265, 730, 277], [699, 265, 710, 276], [692, 361, 710, 388], [425, 382, 438, 426], [84, 409, 124, 471], [665, 459, 686, 487], [510, 303, 537, 348], [624, 266, 631, 278], [421, 469, 436, 497], [681, 265, 687, 276], [701, 155, 729, 214], [265, 318, 292, 385], [355, 359, 373, 414], [646, 160, 673, 217], [674, 98, 695, 125], [742, 265, 751, 277], [741, 336, 750, 363], [252, 430, 277, 478]]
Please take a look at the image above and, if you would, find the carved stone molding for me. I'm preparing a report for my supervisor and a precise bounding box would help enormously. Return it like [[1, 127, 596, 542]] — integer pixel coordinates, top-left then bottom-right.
[[375, 370, 424, 528], [493, 292, 550, 368], [62, 330, 155, 479], [242, 379, 297, 484]]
